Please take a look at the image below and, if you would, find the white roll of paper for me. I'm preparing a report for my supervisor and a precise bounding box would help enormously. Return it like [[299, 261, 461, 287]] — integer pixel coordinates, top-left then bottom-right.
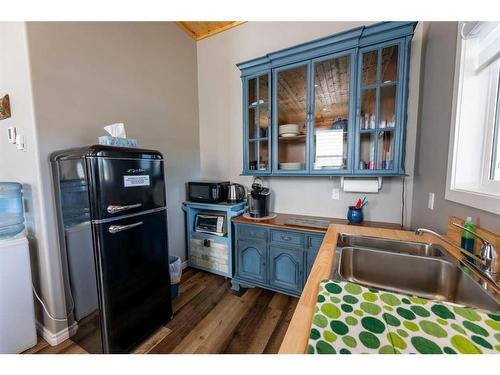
[[342, 178, 380, 193]]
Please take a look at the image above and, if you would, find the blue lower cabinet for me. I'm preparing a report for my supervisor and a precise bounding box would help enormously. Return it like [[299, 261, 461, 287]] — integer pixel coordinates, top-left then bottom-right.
[[269, 246, 303, 294], [233, 223, 325, 297], [236, 240, 267, 284], [306, 235, 324, 278], [306, 248, 319, 279]]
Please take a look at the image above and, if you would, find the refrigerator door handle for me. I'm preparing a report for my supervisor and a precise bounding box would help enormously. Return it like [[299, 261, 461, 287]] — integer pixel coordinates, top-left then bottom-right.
[[107, 203, 143, 214], [108, 221, 143, 234]]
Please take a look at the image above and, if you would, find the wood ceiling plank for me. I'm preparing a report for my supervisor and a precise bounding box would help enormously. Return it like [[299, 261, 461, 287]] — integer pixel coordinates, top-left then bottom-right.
[[177, 21, 245, 41]]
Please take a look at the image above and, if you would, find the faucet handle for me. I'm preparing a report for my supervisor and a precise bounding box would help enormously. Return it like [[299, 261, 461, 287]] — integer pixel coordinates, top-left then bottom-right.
[[481, 242, 497, 266], [451, 222, 497, 261]]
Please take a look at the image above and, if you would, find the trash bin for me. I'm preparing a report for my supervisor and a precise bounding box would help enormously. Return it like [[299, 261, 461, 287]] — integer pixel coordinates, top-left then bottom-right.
[[169, 256, 182, 300]]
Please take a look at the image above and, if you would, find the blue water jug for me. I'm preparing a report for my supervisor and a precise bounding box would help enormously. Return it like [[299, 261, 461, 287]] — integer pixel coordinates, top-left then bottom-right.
[[60, 179, 90, 227], [0, 182, 25, 239]]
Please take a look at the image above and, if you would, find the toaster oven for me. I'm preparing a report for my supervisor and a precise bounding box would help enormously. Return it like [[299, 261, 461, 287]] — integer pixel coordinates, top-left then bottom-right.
[[194, 212, 227, 236]]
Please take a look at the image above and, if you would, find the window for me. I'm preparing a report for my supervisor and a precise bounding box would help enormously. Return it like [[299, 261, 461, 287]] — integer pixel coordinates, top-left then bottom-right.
[[491, 76, 500, 181], [446, 22, 500, 215]]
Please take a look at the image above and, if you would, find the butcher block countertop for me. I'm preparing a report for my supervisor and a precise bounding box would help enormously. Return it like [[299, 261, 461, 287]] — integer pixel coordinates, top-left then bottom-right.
[[232, 213, 403, 233], [278, 220, 500, 354]]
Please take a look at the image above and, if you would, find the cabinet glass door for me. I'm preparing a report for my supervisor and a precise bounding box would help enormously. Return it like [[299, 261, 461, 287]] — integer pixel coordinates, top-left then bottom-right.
[[357, 44, 400, 172], [311, 54, 352, 172], [245, 73, 271, 173], [274, 63, 309, 173]]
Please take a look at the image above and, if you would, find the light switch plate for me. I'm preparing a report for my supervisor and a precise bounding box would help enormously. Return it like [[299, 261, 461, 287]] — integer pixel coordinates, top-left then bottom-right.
[[428, 192, 435, 210], [7, 126, 16, 143], [15, 133, 25, 151], [331, 188, 340, 200]]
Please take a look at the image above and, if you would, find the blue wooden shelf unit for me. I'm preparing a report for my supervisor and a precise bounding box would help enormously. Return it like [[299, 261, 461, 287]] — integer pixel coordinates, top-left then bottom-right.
[[237, 22, 417, 177], [182, 201, 246, 278]]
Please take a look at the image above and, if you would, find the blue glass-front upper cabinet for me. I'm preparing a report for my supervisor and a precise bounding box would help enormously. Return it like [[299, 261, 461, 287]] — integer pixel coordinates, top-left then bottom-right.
[[272, 61, 311, 174], [238, 22, 417, 177], [354, 38, 411, 175], [309, 50, 357, 175], [243, 72, 272, 174]]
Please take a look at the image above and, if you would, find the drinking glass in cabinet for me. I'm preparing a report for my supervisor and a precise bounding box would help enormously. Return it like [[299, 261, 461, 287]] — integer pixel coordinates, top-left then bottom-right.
[[380, 85, 397, 128], [362, 50, 378, 85], [259, 140, 269, 171], [381, 45, 398, 83], [360, 89, 376, 130], [259, 106, 269, 138], [359, 132, 376, 170], [377, 130, 395, 170], [249, 140, 257, 170], [312, 55, 350, 170], [277, 65, 308, 170]]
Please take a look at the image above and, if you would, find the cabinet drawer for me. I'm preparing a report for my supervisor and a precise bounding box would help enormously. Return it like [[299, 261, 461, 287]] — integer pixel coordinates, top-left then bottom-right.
[[237, 225, 268, 241], [190, 238, 229, 274], [307, 235, 324, 250], [270, 230, 304, 247]]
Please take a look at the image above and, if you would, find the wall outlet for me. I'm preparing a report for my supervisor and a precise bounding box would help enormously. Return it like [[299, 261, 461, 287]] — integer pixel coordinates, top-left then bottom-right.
[[331, 188, 340, 200], [428, 192, 435, 210]]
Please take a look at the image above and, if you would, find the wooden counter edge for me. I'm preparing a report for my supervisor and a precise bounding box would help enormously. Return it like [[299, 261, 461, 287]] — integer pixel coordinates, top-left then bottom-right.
[[277, 223, 339, 354], [277, 223, 500, 354]]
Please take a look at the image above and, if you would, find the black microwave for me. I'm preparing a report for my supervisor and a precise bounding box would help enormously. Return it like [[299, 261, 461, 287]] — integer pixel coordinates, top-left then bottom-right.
[[187, 181, 229, 203]]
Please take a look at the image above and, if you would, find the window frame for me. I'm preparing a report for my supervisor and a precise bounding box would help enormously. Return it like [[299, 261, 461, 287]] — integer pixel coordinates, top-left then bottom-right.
[[487, 70, 500, 181], [445, 22, 500, 215]]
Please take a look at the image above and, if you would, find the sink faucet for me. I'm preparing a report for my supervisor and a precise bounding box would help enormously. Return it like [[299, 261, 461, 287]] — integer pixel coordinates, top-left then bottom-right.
[[451, 223, 497, 271], [415, 226, 498, 288]]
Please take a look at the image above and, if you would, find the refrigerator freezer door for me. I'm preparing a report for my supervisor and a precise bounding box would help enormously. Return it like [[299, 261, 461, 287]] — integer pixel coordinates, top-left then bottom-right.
[[86, 157, 166, 221], [92, 209, 172, 353]]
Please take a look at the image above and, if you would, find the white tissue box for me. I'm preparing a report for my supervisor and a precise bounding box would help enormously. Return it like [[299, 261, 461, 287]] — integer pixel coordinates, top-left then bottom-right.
[[98, 136, 138, 148]]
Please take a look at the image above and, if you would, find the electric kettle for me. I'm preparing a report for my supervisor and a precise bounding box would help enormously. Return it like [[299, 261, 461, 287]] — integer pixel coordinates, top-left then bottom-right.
[[227, 183, 246, 203]]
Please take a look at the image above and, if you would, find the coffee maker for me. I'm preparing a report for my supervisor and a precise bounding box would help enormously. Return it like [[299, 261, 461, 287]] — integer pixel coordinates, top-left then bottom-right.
[[248, 181, 271, 218]]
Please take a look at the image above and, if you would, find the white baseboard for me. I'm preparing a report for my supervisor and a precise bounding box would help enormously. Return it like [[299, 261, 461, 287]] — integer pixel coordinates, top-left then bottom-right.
[[181, 260, 188, 270], [36, 321, 78, 346]]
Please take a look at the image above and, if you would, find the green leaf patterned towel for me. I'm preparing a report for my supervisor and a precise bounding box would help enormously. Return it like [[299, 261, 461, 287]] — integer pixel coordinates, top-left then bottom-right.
[[307, 280, 500, 354]]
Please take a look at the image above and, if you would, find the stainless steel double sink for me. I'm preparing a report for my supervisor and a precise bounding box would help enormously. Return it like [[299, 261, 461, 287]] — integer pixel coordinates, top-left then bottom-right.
[[331, 234, 500, 313]]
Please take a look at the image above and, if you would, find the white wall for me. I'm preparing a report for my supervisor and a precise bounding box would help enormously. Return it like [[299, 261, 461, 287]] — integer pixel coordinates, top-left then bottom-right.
[[197, 22, 424, 225], [0, 22, 66, 334], [1, 21, 200, 337], [25, 22, 199, 263], [411, 22, 500, 234]]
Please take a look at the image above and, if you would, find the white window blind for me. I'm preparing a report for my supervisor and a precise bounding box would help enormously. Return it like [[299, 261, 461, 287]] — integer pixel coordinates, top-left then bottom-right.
[[315, 129, 344, 167]]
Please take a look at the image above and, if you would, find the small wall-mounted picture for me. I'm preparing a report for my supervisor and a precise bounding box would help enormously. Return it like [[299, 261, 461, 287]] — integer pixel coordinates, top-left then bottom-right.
[[0, 95, 11, 120]]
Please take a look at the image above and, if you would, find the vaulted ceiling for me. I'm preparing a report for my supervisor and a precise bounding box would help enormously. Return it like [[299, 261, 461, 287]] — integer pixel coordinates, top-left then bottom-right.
[[176, 22, 245, 41]]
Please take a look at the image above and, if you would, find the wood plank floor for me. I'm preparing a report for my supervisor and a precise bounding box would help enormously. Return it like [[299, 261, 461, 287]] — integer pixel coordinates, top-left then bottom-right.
[[25, 268, 298, 354]]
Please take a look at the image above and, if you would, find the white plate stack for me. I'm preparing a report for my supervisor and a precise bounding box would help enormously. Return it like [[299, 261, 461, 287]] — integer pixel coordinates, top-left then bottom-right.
[[279, 124, 300, 137], [279, 162, 303, 170]]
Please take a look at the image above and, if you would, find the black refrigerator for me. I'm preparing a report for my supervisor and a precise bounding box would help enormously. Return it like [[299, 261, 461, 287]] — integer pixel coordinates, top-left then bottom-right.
[[51, 145, 172, 353]]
